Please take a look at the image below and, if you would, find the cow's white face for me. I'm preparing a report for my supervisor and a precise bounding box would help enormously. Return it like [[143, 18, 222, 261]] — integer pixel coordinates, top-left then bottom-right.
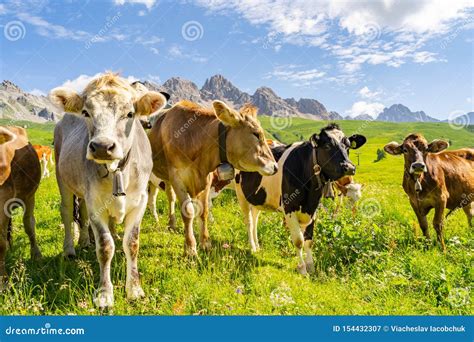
[[50, 74, 167, 167]]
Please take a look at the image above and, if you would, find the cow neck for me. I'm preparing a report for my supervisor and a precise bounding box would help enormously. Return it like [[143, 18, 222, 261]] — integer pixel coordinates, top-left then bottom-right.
[[310, 142, 325, 190], [218, 122, 229, 164]]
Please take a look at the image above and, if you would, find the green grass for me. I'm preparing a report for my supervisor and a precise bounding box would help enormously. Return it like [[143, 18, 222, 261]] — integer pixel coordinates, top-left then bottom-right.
[[1, 118, 473, 315]]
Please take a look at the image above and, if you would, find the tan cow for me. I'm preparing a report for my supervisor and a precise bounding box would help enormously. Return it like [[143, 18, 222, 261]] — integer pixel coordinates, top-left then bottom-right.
[[0, 126, 42, 287], [385, 134, 474, 250], [148, 100, 278, 256], [50, 72, 167, 308], [32, 145, 54, 178]]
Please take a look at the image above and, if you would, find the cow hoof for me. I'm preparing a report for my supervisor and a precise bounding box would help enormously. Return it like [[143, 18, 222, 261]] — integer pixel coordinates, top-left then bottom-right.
[[78, 238, 92, 249], [31, 248, 42, 260], [127, 285, 145, 300], [63, 248, 76, 259], [185, 246, 198, 257], [201, 240, 212, 251], [296, 263, 307, 275], [94, 289, 114, 308], [305, 261, 315, 274]]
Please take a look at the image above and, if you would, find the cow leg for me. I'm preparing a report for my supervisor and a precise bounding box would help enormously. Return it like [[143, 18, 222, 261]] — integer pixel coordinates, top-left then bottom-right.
[[196, 187, 211, 251], [285, 213, 306, 275], [411, 202, 430, 240], [43, 159, 50, 178], [78, 199, 92, 248], [90, 215, 115, 308], [303, 221, 315, 274], [250, 206, 261, 251], [22, 195, 42, 260], [165, 182, 177, 231], [58, 183, 76, 257], [0, 210, 8, 290], [433, 203, 446, 252], [171, 178, 197, 256], [147, 181, 159, 223], [123, 194, 146, 300], [235, 188, 258, 252], [463, 203, 473, 228]]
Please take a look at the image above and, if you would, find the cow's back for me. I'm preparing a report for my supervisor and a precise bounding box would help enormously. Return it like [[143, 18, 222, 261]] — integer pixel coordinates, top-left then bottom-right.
[[428, 148, 474, 209]]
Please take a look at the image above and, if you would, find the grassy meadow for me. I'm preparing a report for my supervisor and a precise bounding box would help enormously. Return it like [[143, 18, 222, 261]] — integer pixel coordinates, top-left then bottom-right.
[[0, 118, 473, 315]]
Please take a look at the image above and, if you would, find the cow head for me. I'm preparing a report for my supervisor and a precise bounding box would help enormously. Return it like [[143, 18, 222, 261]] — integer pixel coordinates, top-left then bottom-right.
[[50, 73, 167, 167], [384, 134, 449, 175], [212, 101, 278, 176], [310, 124, 366, 180]]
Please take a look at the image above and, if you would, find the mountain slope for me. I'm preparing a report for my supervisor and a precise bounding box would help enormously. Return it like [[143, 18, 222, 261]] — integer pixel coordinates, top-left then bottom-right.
[[0, 81, 60, 122]]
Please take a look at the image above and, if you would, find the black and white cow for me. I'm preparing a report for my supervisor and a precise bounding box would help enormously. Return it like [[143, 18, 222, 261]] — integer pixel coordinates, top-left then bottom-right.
[[234, 124, 366, 274]]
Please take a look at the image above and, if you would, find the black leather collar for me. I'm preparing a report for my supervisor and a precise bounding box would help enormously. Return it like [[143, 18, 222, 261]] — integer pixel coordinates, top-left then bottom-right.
[[218, 122, 228, 163]]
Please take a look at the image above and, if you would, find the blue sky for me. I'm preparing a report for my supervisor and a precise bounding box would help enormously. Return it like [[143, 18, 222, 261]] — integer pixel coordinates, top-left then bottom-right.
[[0, 0, 473, 119]]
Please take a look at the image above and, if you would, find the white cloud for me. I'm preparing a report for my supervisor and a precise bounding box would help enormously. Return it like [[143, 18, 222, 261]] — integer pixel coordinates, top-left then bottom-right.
[[345, 101, 385, 118], [135, 35, 163, 45], [114, 0, 156, 10], [358, 86, 380, 99], [195, 0, 474, 72], [266, 65, 325, 86], [149, 47, 159, 55], [168, 44, 208, 63], [29, 88, 46, 96], [58, 73, 139, 93], [17, 12, 90, 41]]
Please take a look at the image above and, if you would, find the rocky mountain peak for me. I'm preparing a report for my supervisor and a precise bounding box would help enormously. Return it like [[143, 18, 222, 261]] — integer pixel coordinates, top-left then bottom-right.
[[200, 74, 252, 106], [1, 80, 22, 93], [160, 77, 201, 104]]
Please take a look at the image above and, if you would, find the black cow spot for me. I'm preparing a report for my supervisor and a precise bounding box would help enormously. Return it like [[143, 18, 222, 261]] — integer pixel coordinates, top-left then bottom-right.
[[240, 171, 267, 206]]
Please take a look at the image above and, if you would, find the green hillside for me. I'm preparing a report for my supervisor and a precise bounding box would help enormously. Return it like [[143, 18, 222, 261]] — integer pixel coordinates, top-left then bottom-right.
[[0, 117, 473, 315]]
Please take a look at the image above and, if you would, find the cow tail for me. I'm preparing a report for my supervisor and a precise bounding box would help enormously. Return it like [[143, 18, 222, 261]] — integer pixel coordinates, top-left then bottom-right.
[[73, 195, 81, 227], [7, 217, 12, 247]]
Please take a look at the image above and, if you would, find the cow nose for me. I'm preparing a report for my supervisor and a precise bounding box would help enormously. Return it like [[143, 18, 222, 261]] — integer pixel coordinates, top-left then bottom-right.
[[342, 162, 356, 175], [89, 140, 116, 159], [272, 164, 278, 174], [411, 162, 426, 172]]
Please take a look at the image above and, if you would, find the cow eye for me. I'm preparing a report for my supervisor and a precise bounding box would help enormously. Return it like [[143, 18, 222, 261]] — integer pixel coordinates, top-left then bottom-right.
[[82, 110, 90, 118], [127, 112, 134, 118], [253, 132, 260, 139], [402, 146, 408, 153]]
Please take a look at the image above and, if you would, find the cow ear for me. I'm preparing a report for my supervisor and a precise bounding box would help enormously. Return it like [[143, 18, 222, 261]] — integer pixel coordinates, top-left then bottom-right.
[[49, 87, 84, 113], [310, 133, 319, 147], [135, 91, 167, 116], [384, 142, 403, 155], [0, 127, 15, 145], [348, 134, 366, 149], [427, 139, 449, 153], [160, 92, 171, 101], [213, 100, 242, 127]]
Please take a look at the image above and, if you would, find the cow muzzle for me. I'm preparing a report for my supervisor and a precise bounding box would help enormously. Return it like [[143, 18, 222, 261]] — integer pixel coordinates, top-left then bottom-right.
[[342, 162, 356, 176], [260, 161, 278, 176], [87, 137, 122, 162], [410, 162, 427, 174]]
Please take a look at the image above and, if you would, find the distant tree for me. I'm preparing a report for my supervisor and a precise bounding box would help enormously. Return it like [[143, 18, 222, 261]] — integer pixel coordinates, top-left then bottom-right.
[[374, 148, 386, 162]]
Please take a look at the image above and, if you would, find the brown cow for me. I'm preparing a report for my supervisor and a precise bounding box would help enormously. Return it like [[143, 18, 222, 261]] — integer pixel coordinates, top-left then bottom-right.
[[149, 100, 278, 256], [0, 126, 42, 287], [32, 144, 54, 178], [384, 134, 474, 250]]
